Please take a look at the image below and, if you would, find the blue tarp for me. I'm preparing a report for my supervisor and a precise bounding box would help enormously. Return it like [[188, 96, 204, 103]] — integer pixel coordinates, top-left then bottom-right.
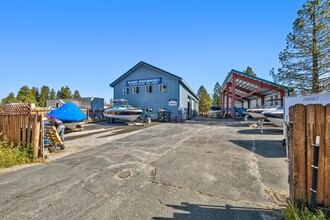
[[47, 103, 87, 122]]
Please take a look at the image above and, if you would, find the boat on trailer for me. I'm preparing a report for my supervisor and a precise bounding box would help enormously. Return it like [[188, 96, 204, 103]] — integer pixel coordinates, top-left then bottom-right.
[[103, 99, 143, 123]]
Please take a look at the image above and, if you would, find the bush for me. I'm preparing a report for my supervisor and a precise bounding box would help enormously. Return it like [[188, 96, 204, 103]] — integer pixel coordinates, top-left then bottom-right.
[[282, 200, 328, 220], [0, 135, 34, 169]]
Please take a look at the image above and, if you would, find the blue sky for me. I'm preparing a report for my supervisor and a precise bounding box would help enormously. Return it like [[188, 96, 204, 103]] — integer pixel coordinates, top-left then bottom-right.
[[0, 0, 306, 102]]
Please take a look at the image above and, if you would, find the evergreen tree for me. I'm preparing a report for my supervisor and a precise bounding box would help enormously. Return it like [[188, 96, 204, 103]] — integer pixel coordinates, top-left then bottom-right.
[[39, 86, 50, 107], [270, 0, 330, 93], [244, 66, 256, 76], [59, 86, 72, 99], [16, 85, 37, 103], [198, 86, 212, 115], [50, 89, 56, 99], [31, 87, 39, 103], [56, 90, 61, 99], [212, 82, 222, 106], [73, 90, 81, 98], [1, 92, 17, 104], [197, 85, 206, 98]]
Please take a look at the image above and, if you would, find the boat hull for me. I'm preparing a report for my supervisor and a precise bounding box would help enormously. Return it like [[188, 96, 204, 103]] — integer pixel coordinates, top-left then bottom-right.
[[103, 110, 142, 122], [266, 117, 284, 127]]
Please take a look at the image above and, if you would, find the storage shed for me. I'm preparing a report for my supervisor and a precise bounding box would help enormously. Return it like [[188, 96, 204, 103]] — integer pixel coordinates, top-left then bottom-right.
[[110, 61, 199, 121], [221, 69, 289, 119], [46, 98, 104, 111]]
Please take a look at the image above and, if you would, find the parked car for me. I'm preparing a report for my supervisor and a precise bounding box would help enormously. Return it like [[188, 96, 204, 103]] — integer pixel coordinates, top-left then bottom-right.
[[209, 106, 222, 118]]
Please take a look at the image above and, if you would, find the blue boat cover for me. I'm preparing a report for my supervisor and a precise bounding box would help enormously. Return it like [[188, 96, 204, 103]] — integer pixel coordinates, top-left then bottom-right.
[[47, 103, 87, 122]]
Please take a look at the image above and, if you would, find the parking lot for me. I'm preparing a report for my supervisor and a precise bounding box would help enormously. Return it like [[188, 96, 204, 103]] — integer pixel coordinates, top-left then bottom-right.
[[0, 117, 288, 220]]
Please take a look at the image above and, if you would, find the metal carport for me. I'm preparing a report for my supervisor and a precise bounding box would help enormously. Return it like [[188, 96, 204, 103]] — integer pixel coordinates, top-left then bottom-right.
[[221, 69, 289, 119]]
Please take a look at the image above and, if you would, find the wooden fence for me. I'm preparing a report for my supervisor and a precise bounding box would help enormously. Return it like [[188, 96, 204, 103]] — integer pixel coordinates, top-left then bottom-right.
[[0, 103, 43, 158], [288, 104, 330, 208]]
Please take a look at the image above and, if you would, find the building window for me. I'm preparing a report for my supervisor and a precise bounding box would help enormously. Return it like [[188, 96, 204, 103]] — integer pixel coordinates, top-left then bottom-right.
[[123, 87, 129, 95], [145, 85, 152, 93], [275, 95, 279, 106], [159, 84, 167, 93], [133, 86, 139, 94]]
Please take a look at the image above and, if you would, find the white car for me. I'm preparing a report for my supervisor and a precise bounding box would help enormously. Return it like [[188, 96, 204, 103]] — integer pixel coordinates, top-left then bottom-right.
[[209, 106, 222, 118]]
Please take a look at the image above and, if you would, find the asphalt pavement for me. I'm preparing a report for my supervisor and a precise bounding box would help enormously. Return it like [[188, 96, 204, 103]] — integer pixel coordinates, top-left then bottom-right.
[[0, 117, 288, 220]]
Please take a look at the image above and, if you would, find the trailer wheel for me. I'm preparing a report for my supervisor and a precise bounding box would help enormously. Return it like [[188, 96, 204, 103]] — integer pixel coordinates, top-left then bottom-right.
[[48, 145, 55, 153]]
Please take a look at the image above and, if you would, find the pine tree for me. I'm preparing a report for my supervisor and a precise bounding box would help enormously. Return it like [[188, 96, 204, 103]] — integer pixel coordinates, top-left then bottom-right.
[[73, 90, 81, 98], [198, 86, 212, 115], [59, 86, 72, 99], [1, 92, 17, 104], [212, 82, 222, 106], [16, 86, 37, 103], [39, 86, 50, 107], [270, 0, 330, 93], [50, 89, 56, 99], [31, 87, 39, 104], [244, 66, 256, 76]]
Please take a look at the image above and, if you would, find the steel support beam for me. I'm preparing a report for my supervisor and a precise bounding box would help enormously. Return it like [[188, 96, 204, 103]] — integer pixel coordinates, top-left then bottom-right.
[[280, 91, 284, 106], [228, 82, 263, 98], [234, 73, 284, 92], [237, 87, 263, 99], [231, 73, 236, 119], [226, 82, 229, 117]]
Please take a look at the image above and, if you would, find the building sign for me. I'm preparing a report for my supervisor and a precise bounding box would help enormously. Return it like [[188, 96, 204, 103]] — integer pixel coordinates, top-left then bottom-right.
[[126, 77, 162, 86], [169, 99, 177, 106]]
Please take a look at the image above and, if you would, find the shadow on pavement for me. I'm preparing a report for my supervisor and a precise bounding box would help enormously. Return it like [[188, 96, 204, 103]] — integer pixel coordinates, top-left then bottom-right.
[[236, 128, 283, 135], [229, 140, 286, 158], [152, 202, 281, 220]]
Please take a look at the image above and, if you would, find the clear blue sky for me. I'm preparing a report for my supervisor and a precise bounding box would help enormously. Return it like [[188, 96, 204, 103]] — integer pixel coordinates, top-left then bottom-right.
[[0, 0, 306, 102]]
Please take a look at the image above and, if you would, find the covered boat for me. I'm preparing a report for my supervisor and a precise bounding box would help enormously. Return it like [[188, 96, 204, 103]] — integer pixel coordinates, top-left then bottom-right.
[[103, 99, 142, 123], [47, 103, 87, 129]]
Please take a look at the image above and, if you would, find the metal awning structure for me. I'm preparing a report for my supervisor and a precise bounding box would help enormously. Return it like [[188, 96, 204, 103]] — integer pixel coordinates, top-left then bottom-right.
[[221, 69, 289, 119]]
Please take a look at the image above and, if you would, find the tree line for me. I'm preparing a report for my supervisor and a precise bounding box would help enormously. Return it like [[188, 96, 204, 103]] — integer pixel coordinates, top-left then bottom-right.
[[1, 85, 82, 107]]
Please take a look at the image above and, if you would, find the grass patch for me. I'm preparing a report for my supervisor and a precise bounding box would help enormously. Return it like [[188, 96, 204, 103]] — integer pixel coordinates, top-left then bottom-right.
[[0, 135, 34, 169], [282, 200, 329, 220]]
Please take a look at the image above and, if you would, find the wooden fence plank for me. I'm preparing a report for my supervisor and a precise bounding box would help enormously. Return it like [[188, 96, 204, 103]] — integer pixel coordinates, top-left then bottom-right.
[[289, 106, 295, 200], [324, 104, 330, 206], [32, 115, 39, 159], [21, 115, 28, 147], [293, 104, 307, 202], [15, 115, 21, 145], [306, 105, 316, 201], [315, 104, 325, 205], [27, 115, 32, 145]]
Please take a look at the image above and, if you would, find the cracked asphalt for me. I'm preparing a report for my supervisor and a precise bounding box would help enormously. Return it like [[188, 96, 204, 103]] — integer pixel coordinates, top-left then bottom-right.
[[0, 117, 288, 220]]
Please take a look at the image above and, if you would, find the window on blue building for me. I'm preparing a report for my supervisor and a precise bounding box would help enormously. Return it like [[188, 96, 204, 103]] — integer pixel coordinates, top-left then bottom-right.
[[159, 84, 167, 93], [133, 86, 139, 94], [145, 85, 152, 93], [123, 87, 129, 95]]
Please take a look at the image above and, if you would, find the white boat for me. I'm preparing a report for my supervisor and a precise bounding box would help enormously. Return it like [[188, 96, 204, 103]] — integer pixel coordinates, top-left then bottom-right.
[[247, 106, 278, 120], [261, 106, 284, 127], [103, 99, 143, 123]]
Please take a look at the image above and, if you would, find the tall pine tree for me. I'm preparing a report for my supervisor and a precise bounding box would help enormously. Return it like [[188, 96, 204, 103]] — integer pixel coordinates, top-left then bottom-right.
[[16, 86, 37, 103], [271, 0, 330, 93], [39, 86, 50, 107], [197, 85, 212, 115], [1, 92, 17, 104], [50, 89, 56, 99], [244, 66, 256, 76], [73, 90, 81, 98], [212, 82, 222, 106]]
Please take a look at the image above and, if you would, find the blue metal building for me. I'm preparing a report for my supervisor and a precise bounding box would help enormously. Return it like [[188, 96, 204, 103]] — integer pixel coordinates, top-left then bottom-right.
[[110, 61, 199, 121]]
